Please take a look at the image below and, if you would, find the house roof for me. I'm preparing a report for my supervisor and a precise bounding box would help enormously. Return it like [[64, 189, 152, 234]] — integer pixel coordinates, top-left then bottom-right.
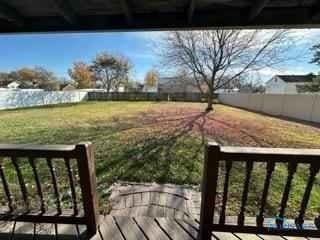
[[158, 77, 180, 84], [277, 74, 315, 83], [0, 0, 319, 33], [7, 81, 20, 87], [61, 83, 76, 91]]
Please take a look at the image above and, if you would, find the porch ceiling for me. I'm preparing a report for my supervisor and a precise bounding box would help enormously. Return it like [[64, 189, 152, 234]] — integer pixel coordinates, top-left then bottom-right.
[[0, 0, 319, 33]]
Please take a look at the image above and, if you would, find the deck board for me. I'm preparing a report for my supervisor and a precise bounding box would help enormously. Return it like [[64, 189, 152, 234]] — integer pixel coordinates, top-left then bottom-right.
[[212, 232, 239, 240], [134, 217, 169, 240], [235, 233, 266, 240], [0, 216, 319, 239], [114, 216, 147, 240], [284, 237, 309, 240], [0, 222, 87, 240], [156, 217, 194, 240], [94, 216, 124, 240], [258, 235, 285, 240], [175, 219, 199, 239]]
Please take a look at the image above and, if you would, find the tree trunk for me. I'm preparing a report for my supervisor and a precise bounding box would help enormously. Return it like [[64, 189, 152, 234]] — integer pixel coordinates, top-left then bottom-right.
[[106, 78, 111, 93], [206, 91, 214, 112]]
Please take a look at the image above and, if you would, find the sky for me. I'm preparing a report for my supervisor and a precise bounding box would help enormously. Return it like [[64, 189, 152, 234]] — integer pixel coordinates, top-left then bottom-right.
[[0, 29, 319, 83]]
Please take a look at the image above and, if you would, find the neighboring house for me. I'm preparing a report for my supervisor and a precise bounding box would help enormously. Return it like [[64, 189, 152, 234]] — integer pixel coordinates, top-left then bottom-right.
[[7, 81, 20, 89], [95, 81, 126, 92], [5, 80, 38, 89], [60, 83, 76, 91], [157, 77, 208, 94], [143, 85, 158, 93], [265, 74, 315, 94], [215, 88, 239, 94], [118, 86, 125, 92], [127, 81, 144, 92]]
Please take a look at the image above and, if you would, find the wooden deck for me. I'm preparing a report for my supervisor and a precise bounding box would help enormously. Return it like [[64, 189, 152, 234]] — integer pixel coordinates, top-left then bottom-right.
[[1, 215, 319, 240], [1, 142, 320, 239], [100, 183, 320, 240], [1, 182, 320, 239], [94, 215, 320, 240], [109, 183, 197, 219], [0, 221, 87, 240]]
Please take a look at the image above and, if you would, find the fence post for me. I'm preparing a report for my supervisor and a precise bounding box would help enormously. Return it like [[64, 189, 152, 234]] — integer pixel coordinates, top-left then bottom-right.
[[75, 143, 98, 237], [198, 142, 220, 240], [310, 95, 318, 122]]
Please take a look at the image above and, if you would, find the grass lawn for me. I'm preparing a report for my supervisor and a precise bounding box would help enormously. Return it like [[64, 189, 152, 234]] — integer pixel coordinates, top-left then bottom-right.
[[0, 101, 320, 218]]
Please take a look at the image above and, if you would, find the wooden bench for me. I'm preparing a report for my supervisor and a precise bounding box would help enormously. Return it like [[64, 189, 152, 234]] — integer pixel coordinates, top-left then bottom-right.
[[199, 142, 320, 239], [0, 143, 98, 238]]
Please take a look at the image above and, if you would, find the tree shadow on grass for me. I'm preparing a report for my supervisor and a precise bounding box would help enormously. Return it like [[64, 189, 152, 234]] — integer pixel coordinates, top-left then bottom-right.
[[91, 110, 211, 209], [96, 111, 210, 185], [2, 105, 319, 218], [206, 115, 270, 146], [4, 108, 211, 208]]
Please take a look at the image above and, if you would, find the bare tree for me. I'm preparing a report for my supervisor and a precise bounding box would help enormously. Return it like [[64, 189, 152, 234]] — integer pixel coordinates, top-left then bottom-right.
[[90, 52, 132, 93], [160, 30, 292, 111]]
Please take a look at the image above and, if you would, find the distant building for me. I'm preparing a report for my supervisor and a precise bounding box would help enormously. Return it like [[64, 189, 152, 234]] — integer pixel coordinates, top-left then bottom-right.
[[157, 77, 208, 94], [119, 86, 126, 92], [215, 88, 239, 94], [5, 80, 40, 90], [128, 81, 144, 92], [265, 74, 315, 94], [143, 85, 158, 93], [60, 83, 76, 91], [7, 81, 20, 89], [95, 80, 126, 92]]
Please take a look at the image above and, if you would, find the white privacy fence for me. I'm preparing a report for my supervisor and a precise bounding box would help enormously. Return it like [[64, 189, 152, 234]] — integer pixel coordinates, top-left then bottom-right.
[[219, 93, 320, 123], [0, 90, 88, 110]]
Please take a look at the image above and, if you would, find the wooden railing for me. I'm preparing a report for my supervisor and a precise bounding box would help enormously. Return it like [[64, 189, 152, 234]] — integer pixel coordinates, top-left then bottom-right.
[[199, 142, 320, 239], [0, 143, 98, 237]]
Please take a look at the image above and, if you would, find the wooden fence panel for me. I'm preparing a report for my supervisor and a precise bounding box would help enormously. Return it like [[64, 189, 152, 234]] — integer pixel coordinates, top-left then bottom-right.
[[87, 91, 210, 102], [219, 93, 320, 123]]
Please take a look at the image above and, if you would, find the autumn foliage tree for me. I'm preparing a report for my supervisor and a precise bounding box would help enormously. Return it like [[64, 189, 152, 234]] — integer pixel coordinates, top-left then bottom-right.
[[144, 70, 159, 87], [68, 62, 96, 89], [18, 68, 35, 83], [12, 67, 60, 90], [90, 52, 131, 93]]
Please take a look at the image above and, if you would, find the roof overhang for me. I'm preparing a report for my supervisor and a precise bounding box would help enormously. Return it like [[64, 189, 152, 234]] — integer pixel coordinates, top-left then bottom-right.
[[0, 0, 319, 34]]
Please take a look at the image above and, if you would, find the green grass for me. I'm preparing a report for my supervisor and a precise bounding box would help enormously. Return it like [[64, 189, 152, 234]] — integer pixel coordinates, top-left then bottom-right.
[[0, 101, 320, 218]]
